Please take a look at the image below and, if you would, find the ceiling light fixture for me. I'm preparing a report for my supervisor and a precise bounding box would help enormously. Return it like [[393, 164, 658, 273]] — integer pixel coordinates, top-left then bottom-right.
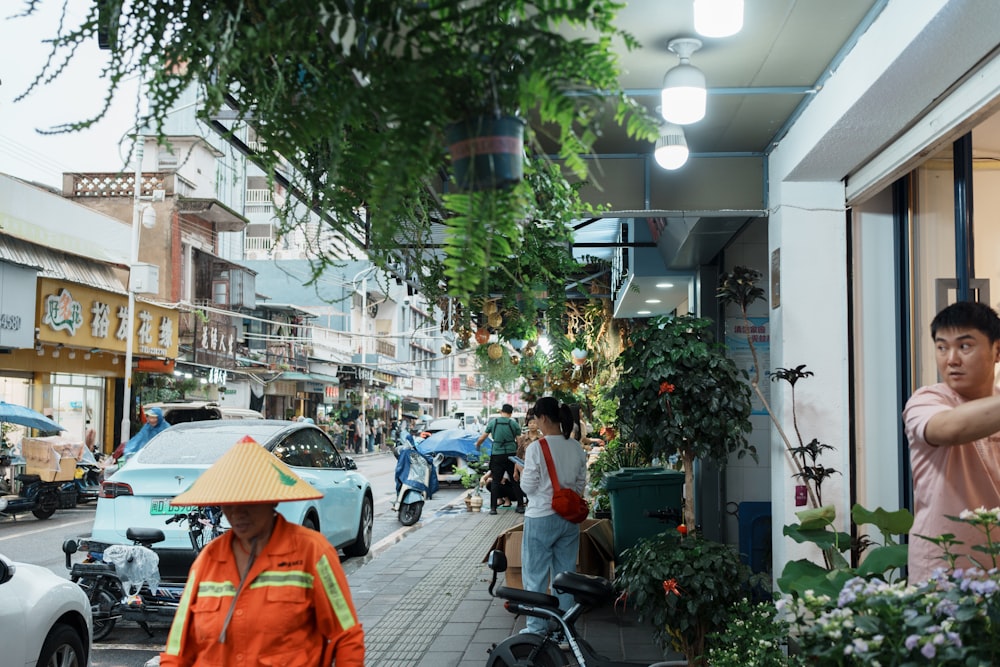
[[661, 38, 706, 125], [656, 282, 675, 289], [637, 310, 652, 315], [694, 0, 744, 38], [654, 123, 690, 170], [645, 299, 662, 304]]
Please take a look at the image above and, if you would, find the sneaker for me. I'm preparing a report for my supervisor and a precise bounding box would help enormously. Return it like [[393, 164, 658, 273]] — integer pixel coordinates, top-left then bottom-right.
[[489, 509, 498, 515], [515, 506, 525, 514]]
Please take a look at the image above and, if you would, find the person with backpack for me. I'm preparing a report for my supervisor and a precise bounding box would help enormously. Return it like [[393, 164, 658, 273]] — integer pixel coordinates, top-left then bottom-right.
[[475, 404, 525, 515]]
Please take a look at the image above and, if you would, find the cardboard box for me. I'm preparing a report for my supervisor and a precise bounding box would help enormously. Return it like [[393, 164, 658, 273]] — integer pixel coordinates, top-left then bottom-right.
[[483, 518, 615, 590], [21, 437, 81, 482]]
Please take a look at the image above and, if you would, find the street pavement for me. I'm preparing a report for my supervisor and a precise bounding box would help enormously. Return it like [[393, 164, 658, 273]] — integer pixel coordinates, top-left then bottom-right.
[[348, 490, 678, 666]]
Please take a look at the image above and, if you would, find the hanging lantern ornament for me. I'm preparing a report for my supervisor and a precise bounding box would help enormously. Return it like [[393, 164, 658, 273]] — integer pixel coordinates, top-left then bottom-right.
[[441, 343, 452, 355], [475, 327, 490, 345], [488, 312, 503, 328], [488, 343, 503, 360], [572, 348, 588, 366]]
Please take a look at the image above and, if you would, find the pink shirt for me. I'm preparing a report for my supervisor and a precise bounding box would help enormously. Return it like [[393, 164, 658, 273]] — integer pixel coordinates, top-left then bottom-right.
[[903, 383, 1000, 582]]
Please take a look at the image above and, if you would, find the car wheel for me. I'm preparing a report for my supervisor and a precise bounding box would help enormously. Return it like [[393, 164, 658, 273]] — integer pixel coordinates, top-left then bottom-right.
[[302, 514, 319, 531], [342, 495, 373, 557], [37, 622, 86, 667]]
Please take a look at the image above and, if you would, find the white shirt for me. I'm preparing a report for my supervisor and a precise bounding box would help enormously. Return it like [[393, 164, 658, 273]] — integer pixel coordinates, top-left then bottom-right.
[[520, 434, 588, 519]]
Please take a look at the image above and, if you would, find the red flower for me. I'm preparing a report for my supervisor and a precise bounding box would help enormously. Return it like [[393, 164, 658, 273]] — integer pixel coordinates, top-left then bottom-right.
[[662, 579, 681, 596], [658, 381, 676, 396]]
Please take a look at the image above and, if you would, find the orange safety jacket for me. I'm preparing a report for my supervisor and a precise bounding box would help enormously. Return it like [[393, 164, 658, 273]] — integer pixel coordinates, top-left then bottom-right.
[[160, 514, 365, 666]]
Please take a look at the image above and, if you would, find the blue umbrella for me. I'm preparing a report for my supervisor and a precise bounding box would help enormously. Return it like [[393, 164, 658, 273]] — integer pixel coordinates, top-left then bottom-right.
[[0, 401, 64, 433], [417, 428, 490, 462]]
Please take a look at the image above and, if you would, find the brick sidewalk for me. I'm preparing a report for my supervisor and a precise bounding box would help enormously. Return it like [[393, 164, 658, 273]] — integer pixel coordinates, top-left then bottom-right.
[[346, 502, 678, 666]]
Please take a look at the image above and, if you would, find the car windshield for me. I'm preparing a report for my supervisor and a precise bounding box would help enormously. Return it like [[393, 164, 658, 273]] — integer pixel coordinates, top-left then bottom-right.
[[134, 422, 290, 465]]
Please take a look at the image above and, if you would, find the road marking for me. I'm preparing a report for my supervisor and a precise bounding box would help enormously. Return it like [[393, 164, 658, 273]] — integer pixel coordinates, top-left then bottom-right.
[[0, 517, 92, 541], [93, 642, 164, 651]]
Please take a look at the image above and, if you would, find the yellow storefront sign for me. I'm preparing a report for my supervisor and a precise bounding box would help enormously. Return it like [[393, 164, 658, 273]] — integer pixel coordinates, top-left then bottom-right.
[[36, 278, 179, 358]]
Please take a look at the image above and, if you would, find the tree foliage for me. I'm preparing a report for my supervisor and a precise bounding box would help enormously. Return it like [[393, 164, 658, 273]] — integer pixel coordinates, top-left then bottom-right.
[[20, 0, 659, 304]]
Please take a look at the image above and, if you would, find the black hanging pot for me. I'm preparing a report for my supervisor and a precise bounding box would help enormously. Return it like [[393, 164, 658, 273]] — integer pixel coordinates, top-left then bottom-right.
[[445, 115, 525, 192]]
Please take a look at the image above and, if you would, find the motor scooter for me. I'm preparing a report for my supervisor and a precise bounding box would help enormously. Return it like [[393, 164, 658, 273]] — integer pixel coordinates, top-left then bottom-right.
[[64, 447, 102, 504], [392, 442, 440, 526], [62, 507, 224, 640], [0, 454, 76, 519]]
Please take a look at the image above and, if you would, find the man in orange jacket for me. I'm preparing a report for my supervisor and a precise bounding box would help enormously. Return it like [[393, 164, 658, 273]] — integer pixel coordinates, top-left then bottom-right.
[[159, 437, 364, 666]]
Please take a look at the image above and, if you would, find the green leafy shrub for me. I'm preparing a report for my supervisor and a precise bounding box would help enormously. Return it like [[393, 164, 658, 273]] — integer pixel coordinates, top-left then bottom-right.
[[706, 597, 791, 667], [615, 531, 755, 665]]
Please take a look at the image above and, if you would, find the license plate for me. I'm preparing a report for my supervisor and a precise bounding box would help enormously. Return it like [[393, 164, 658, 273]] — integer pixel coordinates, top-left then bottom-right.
[[149, 498, 195, 515]]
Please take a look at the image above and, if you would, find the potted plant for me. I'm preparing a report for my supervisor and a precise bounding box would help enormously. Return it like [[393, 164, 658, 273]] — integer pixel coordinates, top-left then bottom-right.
[[458, 467, 484, 512], [783, 508, 1000, 665], [608, 315, 756, 529], [615, 530, 758, 665]]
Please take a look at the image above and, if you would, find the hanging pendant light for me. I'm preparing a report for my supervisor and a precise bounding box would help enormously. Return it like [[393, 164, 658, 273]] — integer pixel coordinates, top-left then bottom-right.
[[694, 0, 744, 39], [654, 123, 689, 170], [661, 38, 706, 125]]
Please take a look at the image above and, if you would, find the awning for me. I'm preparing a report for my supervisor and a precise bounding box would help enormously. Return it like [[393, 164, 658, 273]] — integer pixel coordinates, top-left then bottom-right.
[[276, 371, 340, 385], [177, 198, 248, 232]]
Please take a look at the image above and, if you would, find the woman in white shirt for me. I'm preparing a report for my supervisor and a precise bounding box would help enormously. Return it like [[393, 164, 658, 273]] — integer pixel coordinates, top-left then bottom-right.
[[518, 396, 588, 636]]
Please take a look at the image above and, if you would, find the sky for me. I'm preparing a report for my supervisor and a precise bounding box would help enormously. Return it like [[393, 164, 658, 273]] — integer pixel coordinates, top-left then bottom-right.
[[0, 1, 139, 189]]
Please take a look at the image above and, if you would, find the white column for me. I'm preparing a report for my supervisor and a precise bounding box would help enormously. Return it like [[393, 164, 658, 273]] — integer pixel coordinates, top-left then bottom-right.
[[767, 179, 850, 571]]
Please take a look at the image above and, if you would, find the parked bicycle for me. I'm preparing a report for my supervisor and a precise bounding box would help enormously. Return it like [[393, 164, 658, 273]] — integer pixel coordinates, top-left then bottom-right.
[[62, 506, 225, 640], [484, 549, 679, 667]]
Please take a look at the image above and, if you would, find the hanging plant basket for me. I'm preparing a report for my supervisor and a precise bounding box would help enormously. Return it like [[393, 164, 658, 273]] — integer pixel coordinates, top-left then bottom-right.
[[445, 115, 525, 191]]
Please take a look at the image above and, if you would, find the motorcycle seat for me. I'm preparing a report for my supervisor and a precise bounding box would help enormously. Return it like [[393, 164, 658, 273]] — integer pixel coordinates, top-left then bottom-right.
[[552, 571, 616, 607], [70, 561, 116, 577], [126, 527, 166, 546], [495, 585, 560, 610]]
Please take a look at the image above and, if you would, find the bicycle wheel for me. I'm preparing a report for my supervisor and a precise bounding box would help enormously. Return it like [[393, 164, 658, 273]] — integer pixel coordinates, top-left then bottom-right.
[[91, 588, 119, 641], [486, 636, 565, 667]]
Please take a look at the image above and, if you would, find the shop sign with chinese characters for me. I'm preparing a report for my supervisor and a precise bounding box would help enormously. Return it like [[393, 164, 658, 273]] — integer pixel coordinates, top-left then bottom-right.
[[193, 314, 237, 369], [36, 278, 179, 358]]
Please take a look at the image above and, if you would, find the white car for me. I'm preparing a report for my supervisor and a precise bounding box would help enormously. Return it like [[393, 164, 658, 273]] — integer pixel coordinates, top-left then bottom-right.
[[90, 420, 374, 580], [0, 553, 92, 666]]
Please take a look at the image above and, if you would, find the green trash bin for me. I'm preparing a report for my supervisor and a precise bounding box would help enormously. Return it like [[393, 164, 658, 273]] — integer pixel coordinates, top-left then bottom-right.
[[604, 467, 684, 559]]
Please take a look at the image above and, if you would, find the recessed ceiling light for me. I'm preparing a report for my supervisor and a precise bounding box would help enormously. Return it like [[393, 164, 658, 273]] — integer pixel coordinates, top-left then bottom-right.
[[655, 282, 674, 289], [645, 299, 662, 304], [637, 310, 651, 315]]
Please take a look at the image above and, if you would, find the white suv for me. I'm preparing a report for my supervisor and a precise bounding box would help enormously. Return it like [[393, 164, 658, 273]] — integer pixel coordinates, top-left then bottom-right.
[[0, 553, 92, 666]]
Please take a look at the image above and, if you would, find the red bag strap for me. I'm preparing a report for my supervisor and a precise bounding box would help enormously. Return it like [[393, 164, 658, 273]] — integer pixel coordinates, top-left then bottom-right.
[[538, 437, 563, 492]]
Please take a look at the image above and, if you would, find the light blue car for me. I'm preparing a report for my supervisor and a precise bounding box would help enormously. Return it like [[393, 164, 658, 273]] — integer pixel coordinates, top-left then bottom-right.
[[88, 420, 373, 575]]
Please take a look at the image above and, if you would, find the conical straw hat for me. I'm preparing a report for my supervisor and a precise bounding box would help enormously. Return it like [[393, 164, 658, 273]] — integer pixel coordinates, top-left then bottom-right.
[[171, 436, 322, 506]]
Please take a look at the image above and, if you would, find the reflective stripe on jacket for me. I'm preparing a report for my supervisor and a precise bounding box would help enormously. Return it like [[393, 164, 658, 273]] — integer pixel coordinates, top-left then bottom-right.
[[160, 514, 364, 666]]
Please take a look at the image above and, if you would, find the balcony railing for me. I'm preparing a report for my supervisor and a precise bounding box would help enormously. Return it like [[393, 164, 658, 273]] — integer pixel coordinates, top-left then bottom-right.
[[245, 236, 274, 252], [375, 340, 397, 357]]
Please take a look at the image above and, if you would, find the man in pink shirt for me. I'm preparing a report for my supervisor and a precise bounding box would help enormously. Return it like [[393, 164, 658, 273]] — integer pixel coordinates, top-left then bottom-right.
[[903, 300, 1000, 583]]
